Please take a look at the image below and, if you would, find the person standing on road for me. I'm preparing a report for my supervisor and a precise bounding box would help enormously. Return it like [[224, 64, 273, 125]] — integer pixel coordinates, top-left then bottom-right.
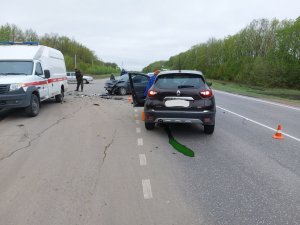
[[110, 73, 115, 80], [75, 68, 83, 92], [143, 70, 160, 97]]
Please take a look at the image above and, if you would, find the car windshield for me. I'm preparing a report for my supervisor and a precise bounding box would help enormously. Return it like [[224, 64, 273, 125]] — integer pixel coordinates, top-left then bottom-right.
[[155, 74, 205, 89], [118, 74, 129, 81], [0, 61, 33, 75]]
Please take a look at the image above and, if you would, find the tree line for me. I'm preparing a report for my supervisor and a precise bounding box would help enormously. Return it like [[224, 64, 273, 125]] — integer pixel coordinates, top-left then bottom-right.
[[143, 17, 300, 89], [0, 23, 119, 75]]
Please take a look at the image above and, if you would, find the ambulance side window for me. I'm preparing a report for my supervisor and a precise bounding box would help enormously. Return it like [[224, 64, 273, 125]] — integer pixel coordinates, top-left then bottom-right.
[[35, 62, 43, 76]]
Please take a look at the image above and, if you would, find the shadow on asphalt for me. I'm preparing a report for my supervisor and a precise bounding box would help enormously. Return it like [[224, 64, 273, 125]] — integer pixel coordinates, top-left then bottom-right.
[[0, 108, 16, 121], [0, 99, 62, 120], [165, 123, 206, 137]]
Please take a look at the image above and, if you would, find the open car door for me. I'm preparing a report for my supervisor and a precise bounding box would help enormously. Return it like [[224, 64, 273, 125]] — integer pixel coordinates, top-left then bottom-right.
[[128, 72, 150, 107]]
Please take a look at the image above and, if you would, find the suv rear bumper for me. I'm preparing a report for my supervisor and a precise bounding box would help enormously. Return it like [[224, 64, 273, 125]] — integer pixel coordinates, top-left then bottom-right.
[[145, 109, 215, 125]]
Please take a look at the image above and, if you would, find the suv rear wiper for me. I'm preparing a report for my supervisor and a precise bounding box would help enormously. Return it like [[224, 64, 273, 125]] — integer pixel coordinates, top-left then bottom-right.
[[178, 85, 195, 89]]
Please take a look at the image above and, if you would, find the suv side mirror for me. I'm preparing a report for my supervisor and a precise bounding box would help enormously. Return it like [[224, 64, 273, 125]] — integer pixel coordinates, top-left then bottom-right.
[[207, 81, 212, 87], [44, 70, 50, 78]]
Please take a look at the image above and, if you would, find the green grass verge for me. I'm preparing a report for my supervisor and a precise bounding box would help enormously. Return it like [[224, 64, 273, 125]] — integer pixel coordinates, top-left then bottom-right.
[[208, 79, 300, 106]]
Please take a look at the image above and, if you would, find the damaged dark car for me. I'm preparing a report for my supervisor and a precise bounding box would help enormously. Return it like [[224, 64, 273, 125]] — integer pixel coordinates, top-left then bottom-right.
[[104, 72, 148, 95]]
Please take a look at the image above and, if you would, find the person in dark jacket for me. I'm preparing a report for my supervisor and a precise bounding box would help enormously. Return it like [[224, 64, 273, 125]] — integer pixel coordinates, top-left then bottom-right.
[[110, 73, 115, 80], [75, 68, 83, 92], [143, 70, 160, 97]]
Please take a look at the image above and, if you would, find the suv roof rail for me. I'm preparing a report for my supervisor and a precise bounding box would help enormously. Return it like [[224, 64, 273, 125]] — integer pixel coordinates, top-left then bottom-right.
[[0, 41, 40, 45]]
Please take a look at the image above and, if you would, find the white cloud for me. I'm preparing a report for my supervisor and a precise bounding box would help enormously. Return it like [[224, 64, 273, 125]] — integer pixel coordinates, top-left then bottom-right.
[[1, 0, 299, 70]]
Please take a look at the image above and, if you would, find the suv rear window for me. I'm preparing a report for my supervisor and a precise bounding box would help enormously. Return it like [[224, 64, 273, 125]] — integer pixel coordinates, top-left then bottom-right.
[[155, 74, 205, 89]]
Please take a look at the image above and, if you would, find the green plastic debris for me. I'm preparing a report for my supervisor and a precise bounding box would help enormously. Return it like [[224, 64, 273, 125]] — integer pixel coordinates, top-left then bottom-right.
[[165, 125, 195, 157]]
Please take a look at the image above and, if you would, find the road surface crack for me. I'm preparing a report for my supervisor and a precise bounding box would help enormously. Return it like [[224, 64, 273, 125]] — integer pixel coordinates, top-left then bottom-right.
[[102, 129, 116, 164], [0, 106, 83, 162], [88, 130, 117, 196]]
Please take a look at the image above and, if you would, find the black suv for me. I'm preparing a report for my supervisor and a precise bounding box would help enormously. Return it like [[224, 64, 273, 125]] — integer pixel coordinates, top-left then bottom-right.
[[129, 70, 216, 134]]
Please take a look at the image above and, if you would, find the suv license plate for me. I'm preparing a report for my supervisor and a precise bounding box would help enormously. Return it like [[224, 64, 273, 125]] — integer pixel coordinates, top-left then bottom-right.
[[165, 100, 189, 107]]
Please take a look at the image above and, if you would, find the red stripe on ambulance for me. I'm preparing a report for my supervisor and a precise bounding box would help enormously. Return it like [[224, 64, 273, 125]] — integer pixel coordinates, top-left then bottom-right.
[[48, 77, 67, 83], [23, 80, 48, 87], [23, 77, 67, 87]]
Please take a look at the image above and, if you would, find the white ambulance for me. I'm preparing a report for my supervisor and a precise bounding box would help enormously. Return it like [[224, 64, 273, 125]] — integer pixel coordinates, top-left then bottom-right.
[[0, 42, 68, 116]]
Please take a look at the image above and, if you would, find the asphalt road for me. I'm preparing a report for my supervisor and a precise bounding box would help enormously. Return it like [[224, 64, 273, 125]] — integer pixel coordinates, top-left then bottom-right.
[[0, 79, 299, 225]]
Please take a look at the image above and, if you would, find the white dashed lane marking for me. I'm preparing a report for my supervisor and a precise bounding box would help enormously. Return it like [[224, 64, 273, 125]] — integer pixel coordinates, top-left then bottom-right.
[[133, 109, 152, 200], [139, 154, 147, 166], [137, 138, 143, 146], [142, 179, 153, 199]]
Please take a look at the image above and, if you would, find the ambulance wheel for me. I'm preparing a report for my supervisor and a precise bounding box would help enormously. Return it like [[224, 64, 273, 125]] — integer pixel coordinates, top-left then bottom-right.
[[25, 94, 40, 117], [55, 89, 64, 103]]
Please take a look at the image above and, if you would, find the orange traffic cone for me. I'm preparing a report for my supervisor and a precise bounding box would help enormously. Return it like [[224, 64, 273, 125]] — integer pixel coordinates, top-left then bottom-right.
[[273, 124, 284, 140], [128, 95, 132, 103], [141, 111, 145, 121]]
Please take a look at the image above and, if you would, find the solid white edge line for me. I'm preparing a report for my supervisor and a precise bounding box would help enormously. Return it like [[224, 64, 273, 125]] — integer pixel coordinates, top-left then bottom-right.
[[139, 154, 147, 166], [137, 138, 143, 146], [214, 90, 300, 112], [217, 106, 300, 142], [142, 179, 153, 199], [136, 127, 141, 133]]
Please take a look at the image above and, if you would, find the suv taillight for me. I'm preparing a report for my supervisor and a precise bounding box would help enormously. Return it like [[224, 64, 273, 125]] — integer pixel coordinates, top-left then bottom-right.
[[147, 89, 157, 97], [200, 89, 213, 98]]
